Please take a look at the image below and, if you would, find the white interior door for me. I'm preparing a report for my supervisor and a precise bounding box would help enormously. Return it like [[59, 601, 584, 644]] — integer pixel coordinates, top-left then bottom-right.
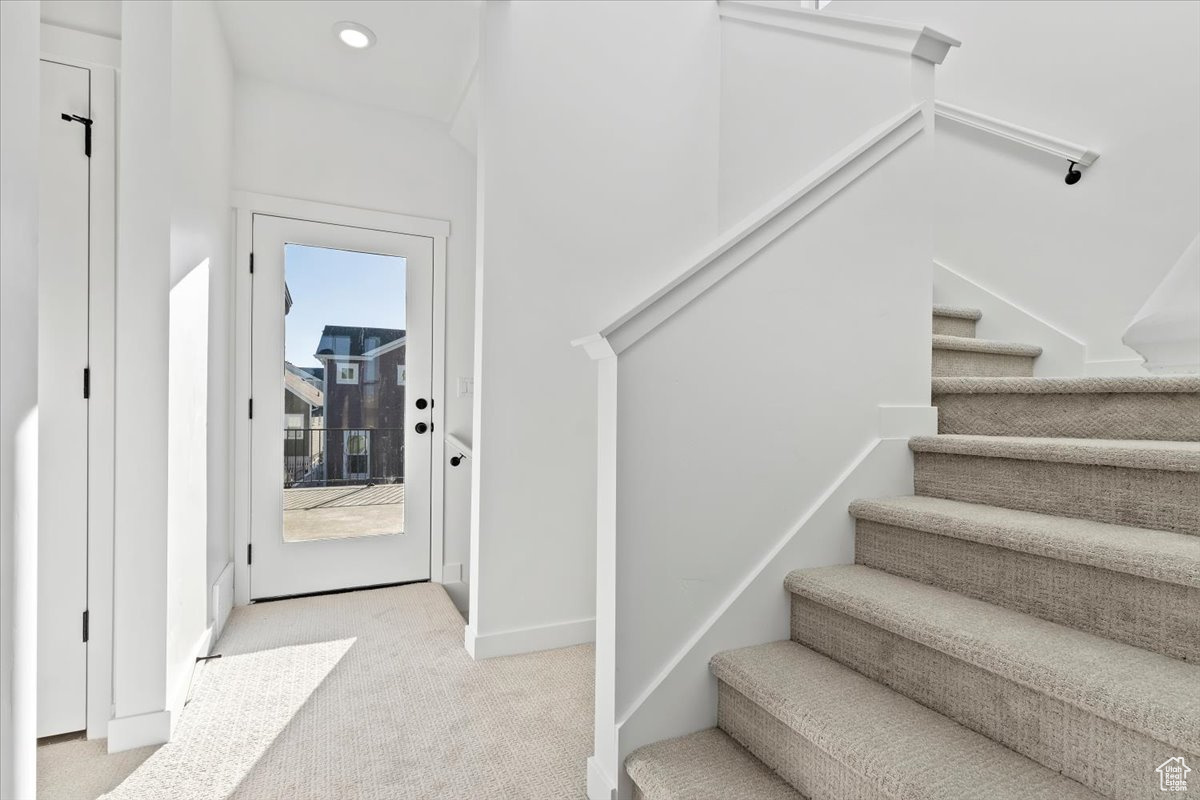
[[37, 59, 91, 737], [250, 215, 433, 598]]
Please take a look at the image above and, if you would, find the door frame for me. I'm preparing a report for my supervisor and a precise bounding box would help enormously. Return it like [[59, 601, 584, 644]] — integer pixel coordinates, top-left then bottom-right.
[[35, 53, 117, 739], [231, 191, 448, 606]]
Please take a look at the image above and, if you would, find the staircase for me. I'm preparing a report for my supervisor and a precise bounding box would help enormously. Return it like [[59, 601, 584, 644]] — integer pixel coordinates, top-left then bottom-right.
[[626, 305, 1200, 799]]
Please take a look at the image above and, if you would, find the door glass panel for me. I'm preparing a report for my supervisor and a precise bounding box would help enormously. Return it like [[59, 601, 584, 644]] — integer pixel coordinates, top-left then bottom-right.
[[282, 244, 407, 542]]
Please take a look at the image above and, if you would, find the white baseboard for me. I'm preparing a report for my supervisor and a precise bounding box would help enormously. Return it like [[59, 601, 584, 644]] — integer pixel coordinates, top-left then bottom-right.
[[466, 616, 595, 660], [166, 623, 215, 740], [587, 756, 617, 800], [211, 560, 235, 643], [107, 709, 171, 753]]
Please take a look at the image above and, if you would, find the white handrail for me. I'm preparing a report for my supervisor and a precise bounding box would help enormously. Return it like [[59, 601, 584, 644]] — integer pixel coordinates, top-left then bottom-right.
[[573, 103, 926, 360], [934, 101, 1100, 167]]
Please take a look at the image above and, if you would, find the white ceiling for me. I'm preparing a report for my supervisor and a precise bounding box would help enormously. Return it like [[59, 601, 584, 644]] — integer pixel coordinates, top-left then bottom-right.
[[215, 0, 480, 123]]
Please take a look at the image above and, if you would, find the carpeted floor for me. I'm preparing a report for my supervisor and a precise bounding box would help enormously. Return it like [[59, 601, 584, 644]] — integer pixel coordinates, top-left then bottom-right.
[[38, 583, 594, 800]]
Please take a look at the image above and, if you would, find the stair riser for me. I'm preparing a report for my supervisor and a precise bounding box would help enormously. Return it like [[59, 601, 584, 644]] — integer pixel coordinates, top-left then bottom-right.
[[718, 683, 880, 800], [934, 392, 1200, 440], [790, 597, 1192, 800], [914, 452, 1200, 534], [855, 520, 1200, 660], [933, 349, 1034, 377], [933, 315, 976, 337]]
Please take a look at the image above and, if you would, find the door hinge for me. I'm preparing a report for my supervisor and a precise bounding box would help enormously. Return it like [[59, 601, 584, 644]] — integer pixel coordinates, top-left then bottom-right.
[[83, 367, 90, 399], [61, 113, 93, 157], [82, 610, 89, 643], [248, 398, 253, 419], [249, 253, 254, 274], [247, 543, 253, 566]]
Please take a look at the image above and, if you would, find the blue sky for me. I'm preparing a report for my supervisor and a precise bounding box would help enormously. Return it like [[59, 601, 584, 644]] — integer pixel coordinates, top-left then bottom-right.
[[284, 244, 407, 367]]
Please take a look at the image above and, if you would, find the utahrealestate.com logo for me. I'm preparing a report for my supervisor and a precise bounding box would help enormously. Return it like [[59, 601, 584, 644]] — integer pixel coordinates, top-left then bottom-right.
[[1158, 757, 1191, 792]]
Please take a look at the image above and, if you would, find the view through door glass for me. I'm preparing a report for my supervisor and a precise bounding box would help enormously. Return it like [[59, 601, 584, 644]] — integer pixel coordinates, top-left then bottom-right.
[[282, 244, 408, 542]]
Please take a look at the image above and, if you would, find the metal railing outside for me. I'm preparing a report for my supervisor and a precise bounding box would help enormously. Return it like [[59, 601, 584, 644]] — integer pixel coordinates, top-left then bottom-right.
[[284, 426, 405, 488]]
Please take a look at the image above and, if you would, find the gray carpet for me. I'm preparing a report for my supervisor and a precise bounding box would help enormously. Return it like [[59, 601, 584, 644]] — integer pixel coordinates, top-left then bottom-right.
[[38, 583, 593, 800]]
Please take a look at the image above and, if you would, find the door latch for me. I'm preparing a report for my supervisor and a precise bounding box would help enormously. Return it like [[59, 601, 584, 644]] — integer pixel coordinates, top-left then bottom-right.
[[61, 113, 93, 157]]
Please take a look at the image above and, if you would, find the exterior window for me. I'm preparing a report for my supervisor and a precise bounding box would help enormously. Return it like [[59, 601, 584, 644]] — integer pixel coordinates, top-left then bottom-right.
[[285, 414, 305, 429], [396, 365, 406, 386], [336, 362, 359, 384]]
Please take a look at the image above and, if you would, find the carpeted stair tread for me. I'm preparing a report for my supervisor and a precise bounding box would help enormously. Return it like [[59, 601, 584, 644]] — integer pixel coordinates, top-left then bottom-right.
[[710, 641, 1101, 800], [784, 565, 1200, 754], [931, 378, 1200, 439], [626, 727, 805, 800], [932, 375, 1200, 394], [931, 334, 1042, 356], [849, 496, 1200, 587], [909, 434, 1200, 471], [932, 304, 982, 320]]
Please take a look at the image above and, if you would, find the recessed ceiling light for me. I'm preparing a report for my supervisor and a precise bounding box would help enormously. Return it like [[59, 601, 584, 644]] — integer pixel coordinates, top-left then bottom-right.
[[334, 21, 376, 50]]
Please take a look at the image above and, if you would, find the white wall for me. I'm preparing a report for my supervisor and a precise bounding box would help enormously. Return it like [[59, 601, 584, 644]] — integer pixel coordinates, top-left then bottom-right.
[[110, 0, 173, 748], [719, 15, 913, 225], [1, 2, 41, 794], [470, 0, 720, 657], [169, 0, 234, 652], [167, 0, 234, 716], [166, 261, 211, 719], [599, 19, 939, 795], [1123, 234, 1200, 373], [832, 0, 1200, 369], [110, 0, 235, 749], [232, 77, 478, 596]]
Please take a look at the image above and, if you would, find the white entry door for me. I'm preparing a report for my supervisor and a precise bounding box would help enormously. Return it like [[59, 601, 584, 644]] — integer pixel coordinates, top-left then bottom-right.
[[250, 215, 433, 598], [37, 60, 91, 737]]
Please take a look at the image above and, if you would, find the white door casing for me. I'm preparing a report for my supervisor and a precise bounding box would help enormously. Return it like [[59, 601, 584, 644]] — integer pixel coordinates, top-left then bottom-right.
[[249, 214, 434, 598], [37, 59, 90, 738]]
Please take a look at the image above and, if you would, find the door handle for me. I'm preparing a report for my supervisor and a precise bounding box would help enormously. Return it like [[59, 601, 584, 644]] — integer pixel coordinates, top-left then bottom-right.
[[415, 397, 431, 410], [415, 422, 432, 434]]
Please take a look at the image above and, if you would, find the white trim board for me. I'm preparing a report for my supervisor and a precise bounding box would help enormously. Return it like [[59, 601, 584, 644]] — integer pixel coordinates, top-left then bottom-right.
[[210, 560, 234, 643], [107, 709, 171, 753], [40, 24, 120, 70], [718, 1, 959, 64], [229, 191, 449, 239], [934, 101, 1099, 167], [230, 191, 450, 607], [84, 63, 118, 742], [587, 756, 617, 800], [465, 617, 595, 661], [575, 105, 926, 359]]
